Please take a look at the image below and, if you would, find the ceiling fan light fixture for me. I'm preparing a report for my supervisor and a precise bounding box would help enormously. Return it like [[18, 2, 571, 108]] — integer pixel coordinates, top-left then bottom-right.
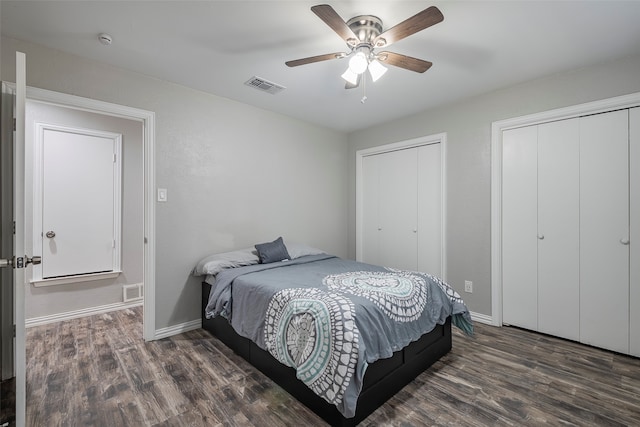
[[341, 68, 359, 85], [285, 4, 444, 91], [368, 59, 387, 82], [348, 50, 369, 74]]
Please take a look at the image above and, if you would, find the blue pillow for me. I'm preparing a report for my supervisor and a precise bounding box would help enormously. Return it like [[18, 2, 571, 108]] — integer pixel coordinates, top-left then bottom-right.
[[255, 237, 290, 264]]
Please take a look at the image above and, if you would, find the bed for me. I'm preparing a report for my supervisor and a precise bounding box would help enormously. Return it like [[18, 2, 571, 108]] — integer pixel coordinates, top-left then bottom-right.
[[195, 239, 473, 426]]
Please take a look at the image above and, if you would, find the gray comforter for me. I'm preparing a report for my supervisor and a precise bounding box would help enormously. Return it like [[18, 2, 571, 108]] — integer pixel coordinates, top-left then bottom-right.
[[205, 254, 472, 418]]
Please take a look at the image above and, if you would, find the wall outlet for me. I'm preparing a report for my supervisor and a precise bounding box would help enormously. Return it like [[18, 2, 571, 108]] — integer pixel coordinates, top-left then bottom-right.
[[464, 280, 473, 293]]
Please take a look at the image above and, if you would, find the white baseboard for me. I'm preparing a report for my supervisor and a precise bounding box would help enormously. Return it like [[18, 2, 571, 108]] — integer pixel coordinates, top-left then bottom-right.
[[154, 319, 202, 340], [470, 311, 494, 325], [26, 300, 143, 328]]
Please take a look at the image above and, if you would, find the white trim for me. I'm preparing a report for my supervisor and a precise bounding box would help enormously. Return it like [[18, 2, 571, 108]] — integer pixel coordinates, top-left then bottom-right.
[[470, 311, 493, 326], [31, 270, 120, 287], [355, 133, 447, 280], [154, 319, 202, 340], [25, 300, 143, 328], [14, 51, 27, 427], [22, 86, 156, 341], [491, 91, 640, 327], [441, 136, 447, 281]]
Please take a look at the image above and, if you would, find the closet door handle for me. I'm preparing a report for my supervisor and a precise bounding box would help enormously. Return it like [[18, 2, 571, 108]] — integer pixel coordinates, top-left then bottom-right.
[[620, 238, 630, 245], [537, 233, 544, 240], [45, 230, 56, 238]]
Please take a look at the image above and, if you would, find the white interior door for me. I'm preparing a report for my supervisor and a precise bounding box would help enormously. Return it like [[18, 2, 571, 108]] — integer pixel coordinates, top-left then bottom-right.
[[536, 118, 580, 341], [0, 71, 19, 426], [502, 126, 538, 330], [377, 148, 418, 271], [417, 143, 442, 277], [41, 127, 119, 278], [630, 107, 640, 357], [361, 154, 381, 266], [579, 110, 629, 354], [0, 53, 28, 427], [3, 52, 27, 426]]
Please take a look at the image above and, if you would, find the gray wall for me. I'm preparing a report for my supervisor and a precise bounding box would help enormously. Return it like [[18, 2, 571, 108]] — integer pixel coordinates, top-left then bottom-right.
[[347, 53, 640, 317], [1, 36, 349, 330], [5, 33, 639, 327], [24, 102, 144, 319]]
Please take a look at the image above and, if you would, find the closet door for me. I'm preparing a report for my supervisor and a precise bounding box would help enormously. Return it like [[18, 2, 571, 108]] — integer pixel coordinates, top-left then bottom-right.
[[630, 107, 640, 357], [579, 110, 629, 354], [502, 126, 538, 330], [377, 148, 418, 271], [537, 119, 580, 341], [361, 154, 381, 266], [417, 143, 442, 277]]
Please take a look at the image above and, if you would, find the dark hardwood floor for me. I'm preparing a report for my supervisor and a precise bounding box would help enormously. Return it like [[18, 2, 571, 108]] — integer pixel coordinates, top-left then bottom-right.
[[1, 376, 16, 426], [25, 307, 640, 426]]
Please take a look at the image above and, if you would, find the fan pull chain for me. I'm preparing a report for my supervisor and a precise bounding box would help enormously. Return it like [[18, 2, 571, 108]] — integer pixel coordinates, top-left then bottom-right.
[[361, 74, 368, 104]]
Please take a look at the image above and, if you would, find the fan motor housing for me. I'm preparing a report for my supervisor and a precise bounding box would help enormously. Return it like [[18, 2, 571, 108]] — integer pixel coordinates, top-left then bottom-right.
[[346, 15, 383, 46]]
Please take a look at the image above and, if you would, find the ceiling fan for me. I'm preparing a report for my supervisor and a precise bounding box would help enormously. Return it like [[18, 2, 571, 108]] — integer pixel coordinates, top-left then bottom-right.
[[285, 4, 444, 89]]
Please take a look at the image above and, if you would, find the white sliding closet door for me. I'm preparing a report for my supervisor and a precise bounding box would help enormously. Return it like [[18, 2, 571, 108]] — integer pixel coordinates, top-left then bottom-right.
[[417, 143, 441, 277], [502, 126, 538, 330], [579, 110, 629, 354], [360, 141, 443, 274], [361, 155, 381, 267], [537, 119, 580, 341], [378, 148, 418, 271], [630, 107, 640, 357]]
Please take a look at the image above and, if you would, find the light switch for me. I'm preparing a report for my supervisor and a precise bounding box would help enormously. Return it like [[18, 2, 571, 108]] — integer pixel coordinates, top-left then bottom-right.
[[157, 188, 167, 202]]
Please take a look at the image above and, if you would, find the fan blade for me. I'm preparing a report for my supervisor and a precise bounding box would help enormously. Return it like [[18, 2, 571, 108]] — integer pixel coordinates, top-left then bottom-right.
[[311, 4, 359, 46], [373, 6, 443, 48], [286, 52, 345, 67], [345, 74, 361, 89], [378, 51, 433, 73]]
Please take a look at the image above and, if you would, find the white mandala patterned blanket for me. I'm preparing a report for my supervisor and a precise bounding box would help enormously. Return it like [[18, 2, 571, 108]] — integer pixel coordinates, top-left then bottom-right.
[[264, 288, 359, 405], [205, 254, 473, 418]]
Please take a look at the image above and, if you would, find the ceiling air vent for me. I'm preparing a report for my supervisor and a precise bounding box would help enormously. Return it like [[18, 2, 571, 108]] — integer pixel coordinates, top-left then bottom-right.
[[244, 76, 286, 95]]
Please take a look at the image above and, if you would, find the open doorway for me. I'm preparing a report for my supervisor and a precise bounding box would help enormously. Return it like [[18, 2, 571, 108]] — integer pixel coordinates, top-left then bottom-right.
[[25, 100, 144, 326], [2, 81, 155, 426], [22, 87, 155, 341]]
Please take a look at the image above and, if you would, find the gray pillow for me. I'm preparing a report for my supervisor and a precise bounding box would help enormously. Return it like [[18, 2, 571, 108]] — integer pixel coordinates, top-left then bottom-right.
[[286, 242, 327, 259], [255, 237, 290, 264], [192, 247, 259, 276]]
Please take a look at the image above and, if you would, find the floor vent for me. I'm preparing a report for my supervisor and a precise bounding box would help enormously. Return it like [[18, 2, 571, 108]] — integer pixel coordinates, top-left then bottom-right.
[[123, 283, 143, 303], [244, 76, 286, 94]]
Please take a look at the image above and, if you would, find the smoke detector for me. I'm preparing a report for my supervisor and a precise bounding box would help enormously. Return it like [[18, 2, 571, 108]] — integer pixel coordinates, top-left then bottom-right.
[[98, 33, 113, 46]]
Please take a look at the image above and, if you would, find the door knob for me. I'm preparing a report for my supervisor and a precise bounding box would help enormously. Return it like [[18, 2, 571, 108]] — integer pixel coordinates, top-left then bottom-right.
[[1, 255, 41, 268], [620, 238, 630, 245], [25, 256, 41, 266], [537, 233, 544, 240], [45, 230, 56, 238]]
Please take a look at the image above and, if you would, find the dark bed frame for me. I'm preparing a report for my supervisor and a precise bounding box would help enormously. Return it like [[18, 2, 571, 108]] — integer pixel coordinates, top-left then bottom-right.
[[202, 282, 452, 426]]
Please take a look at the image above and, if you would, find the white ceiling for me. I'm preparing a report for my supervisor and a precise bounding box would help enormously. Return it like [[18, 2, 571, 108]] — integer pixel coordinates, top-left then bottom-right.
[[2, 1, 640, 132]]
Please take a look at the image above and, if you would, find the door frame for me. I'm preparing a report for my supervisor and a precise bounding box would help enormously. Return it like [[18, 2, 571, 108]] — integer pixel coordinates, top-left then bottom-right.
[[490, 91, 640, 327], [355, 132, 447, 280], [7, 84, 157, 341]]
